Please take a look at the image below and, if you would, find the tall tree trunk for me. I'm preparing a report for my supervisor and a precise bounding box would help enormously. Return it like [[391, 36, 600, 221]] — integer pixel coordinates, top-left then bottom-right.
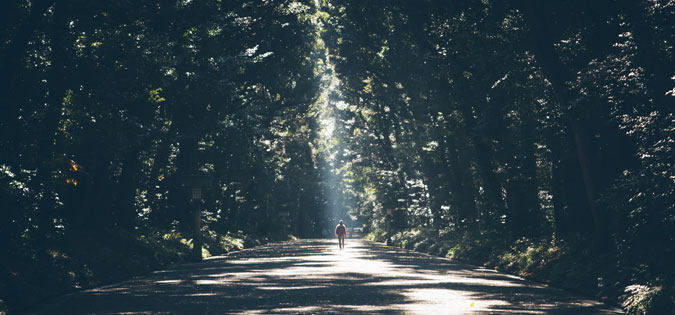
[[518, 0, 608, 246], [507, 109, 541, 237], [422, 153, 443, 229], [458, 104, 507, 223], [112, 150, 141, 229], [172, 134, 199, 229], [545, 125, 571, 234], [443, 131, 479, 233], [147, 126, 177, 227], [33, 1, 68, 263]]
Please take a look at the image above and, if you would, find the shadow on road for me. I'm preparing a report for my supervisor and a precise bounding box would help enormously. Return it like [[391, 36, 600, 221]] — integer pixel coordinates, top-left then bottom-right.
[[31, 239, 621, 314]]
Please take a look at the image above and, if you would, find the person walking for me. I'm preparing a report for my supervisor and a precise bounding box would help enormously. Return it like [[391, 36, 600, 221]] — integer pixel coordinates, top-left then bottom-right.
[[335, 220, 347, 250]]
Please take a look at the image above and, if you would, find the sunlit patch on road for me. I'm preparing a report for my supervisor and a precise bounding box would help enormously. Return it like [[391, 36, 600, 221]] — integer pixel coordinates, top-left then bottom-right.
[[34, 239, 623, 314]]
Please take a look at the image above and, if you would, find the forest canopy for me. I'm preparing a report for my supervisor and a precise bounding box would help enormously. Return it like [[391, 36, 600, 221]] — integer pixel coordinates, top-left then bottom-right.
[[1, 0, 673, 314]]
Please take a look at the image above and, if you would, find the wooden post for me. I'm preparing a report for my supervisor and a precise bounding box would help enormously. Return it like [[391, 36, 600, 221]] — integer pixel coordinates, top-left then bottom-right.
[[192, 199, 202, 262], [183, 176, 212, 262], [386, 208, 393, 245]]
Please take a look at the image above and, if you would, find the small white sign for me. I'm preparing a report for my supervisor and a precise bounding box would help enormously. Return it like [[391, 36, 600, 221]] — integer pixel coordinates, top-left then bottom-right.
[[191, 187, 202, 200]]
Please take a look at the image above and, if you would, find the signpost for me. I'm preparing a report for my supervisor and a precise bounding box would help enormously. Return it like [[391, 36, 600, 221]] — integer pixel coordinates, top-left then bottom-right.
[[183, 174, 213, 262], [385, 204, 394, 245], [278, 211, 290, 238], [383, 198, 406, 245]]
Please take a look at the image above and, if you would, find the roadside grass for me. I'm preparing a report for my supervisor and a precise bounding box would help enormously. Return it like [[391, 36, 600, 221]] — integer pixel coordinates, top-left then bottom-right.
[[368, 228, 673, 314], [1, 228, 270, 314]]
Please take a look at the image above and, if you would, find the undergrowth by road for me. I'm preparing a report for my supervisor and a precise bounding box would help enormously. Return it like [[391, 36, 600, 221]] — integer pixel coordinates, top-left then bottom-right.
[[1, 228, 271, 314], [368, 228, 673, 314]]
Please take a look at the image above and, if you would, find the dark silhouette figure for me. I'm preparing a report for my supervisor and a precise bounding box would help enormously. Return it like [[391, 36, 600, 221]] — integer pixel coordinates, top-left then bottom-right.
[[335, 220, 347, 250]]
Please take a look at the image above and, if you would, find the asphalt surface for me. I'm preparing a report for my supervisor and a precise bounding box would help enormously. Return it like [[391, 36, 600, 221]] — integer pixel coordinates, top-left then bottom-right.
[[31, 239, 622, 314]]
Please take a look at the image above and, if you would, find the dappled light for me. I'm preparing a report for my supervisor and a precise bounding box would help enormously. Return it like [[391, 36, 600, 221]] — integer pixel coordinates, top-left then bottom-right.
[[1, 0, 673, 313], [34, 240, 620, 314]]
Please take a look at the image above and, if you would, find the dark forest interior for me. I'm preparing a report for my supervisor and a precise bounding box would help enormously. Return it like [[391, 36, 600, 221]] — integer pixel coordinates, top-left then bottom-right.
[[1, 1, 673, 314]]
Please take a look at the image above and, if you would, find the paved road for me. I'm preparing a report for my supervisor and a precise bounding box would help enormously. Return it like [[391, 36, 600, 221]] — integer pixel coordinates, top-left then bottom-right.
[[32, 239, 622, 314]]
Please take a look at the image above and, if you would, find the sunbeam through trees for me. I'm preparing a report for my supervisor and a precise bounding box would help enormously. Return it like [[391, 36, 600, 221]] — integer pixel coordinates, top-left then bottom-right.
[[1, 0, 673, 314]]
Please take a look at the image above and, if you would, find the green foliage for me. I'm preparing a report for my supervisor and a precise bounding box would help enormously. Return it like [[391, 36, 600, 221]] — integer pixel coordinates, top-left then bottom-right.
[[0, 226, 268, 313], [323, 0, 674, 312], [377, 231, 623, 306], [622, 283, 673, 315], [366, 228, 388, 243], [488, 238, 562, 274], [203, 231, 254, 256], [1, 0, 323, 311], [1, 0, 673, 313]]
